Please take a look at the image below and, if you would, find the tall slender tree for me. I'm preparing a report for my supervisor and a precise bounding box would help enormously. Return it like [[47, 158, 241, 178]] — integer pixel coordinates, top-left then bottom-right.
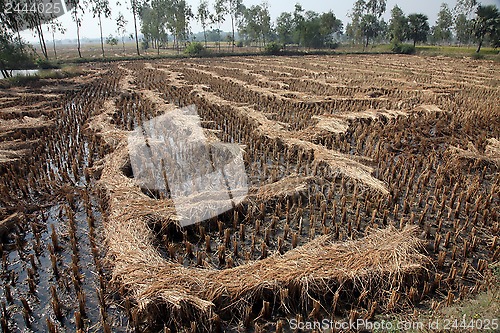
[[276, 12, 294, 48], [433, 3, 453, 44], [67, 0, 84, 58], [292, 3, 305, 47], [227, 0, 244, 52], [90, 0, 112, 57], [212, 0, 226, 52], [130, 0, 141, 55], [116, 12, 128, 53], [197, 0, 211, 47], [388, 5, 408, 44], [48, 19, 66, 59]]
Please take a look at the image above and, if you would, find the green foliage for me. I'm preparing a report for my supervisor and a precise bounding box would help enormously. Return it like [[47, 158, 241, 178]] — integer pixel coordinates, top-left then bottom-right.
[[36, 58, 60, 70], [433, 3, 453, 44], [273, 8, 342, 49], [0, 32, 36, 77], [185, 42, 206, 56], [389, 5, 409, 44], [473, 5, 500, 52], [140, 0, 193, 51], [106, 36, 118, 47], [238, 3, 272, 47], [276, 12, 294, 46], [391, 43, 416, 54], [236, 41, 243, 47], [407, 13, 430, 46], [264, 42, 282, 55], [455, 13, 474, 45], [360, 14, 382, 47]]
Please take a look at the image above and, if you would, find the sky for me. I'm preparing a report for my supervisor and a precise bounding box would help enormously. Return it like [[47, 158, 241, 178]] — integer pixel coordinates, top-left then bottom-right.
[[19, 0, 500, 42]]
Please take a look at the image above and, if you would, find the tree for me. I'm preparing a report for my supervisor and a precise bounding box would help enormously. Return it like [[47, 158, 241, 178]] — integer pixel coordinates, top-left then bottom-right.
[[292, 3, 305, 47], [433, 3, 453, 44], [346, 0, 365, 44], [455, 0, 478, 19], [67, 0, 85, 58], [227, 0, 244, 52], [0, 31, 34, 78], [319, 11, 343, 46], [407, 13, 430, 46], [106, 35, 118, 50], [388, 5, 408, 44], [196, 0, 211, 47], [276, 12, 294, 47], [212, 0, 226, 52], [239, 3, 271, 49], [360, 14, 381, 48], [171, 0, 193, 52], [347, 0, 386, 46], [47, 19, 66, 59], [259, 2, 271, 47], [365, 0, 387, 18], [473, 5, 500, 53], [454, 13, 474, 45], [116, 12, 128, 53], [130, 0, 142, 55], [90, 0, 112, 57]]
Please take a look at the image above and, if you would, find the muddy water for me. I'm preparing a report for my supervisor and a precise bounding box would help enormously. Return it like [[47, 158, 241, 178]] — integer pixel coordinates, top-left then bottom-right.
[[0, 200, 128, 332], [0, 70, 129, 332], [0, 69, 40, 79]]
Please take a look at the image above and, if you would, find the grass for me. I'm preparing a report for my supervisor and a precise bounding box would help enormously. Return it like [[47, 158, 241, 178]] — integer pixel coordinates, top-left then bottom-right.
[[0, 66, 86, 88], [416, 45, 499, 60], [21, 41, 500, 68]]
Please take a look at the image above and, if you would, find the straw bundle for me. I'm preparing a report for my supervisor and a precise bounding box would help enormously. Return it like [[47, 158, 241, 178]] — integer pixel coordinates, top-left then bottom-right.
[[446, 138, 500, 167]]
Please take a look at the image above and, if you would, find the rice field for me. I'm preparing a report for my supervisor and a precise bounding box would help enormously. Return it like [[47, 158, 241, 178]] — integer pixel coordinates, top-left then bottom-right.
[[0, 54, 498, 332]]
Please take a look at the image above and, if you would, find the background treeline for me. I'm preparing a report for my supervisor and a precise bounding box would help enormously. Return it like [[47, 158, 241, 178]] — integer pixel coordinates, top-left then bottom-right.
[[0, 0, 499, 73]]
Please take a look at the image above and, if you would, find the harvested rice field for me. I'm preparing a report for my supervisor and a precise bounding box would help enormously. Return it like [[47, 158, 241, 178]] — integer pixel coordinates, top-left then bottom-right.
[[0, 54, 499, 332]]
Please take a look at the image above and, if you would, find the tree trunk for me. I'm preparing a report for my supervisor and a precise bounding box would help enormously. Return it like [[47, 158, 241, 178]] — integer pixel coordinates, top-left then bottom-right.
[[38, 29, 48, 60], [74, 10, 82, 58], [52, 31, 57, 59], [99, 15, 105, 57], [476, 39, 483, 53], [218, 27, 221, 52], [231, 16, 235, 53], [131, 0, 140, 56], [413, 39, 416, 47], [203, 28, 207, 47], [122, 36, 125, 53]]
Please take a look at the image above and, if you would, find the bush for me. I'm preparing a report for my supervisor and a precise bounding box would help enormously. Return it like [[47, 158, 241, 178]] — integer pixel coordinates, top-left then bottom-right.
[[36, 58, 60, 69], [391, 43, 416, 55], [325, 42, 340, 49], [236, 41, 243, 48], [471, 52, 485, 60], [265, 42, 283, 55], [185, 42, 206, 57]]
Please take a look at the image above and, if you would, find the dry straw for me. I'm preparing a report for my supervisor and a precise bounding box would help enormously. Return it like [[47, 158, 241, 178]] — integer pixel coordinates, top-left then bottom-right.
[[93, 66, 428, 330]]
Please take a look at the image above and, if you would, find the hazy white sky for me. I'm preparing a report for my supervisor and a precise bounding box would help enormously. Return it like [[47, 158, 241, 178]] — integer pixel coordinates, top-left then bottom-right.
[[20, 0, 500, 42]]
